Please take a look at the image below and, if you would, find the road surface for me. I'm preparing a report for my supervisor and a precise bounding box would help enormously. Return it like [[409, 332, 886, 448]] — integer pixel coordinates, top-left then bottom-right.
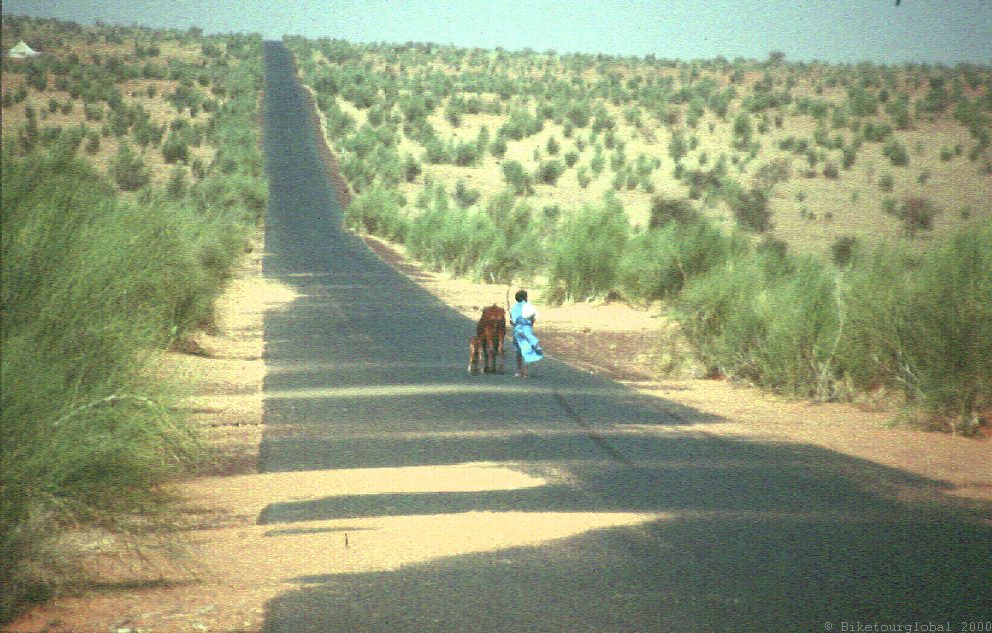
[[259, 41, 990, 633]]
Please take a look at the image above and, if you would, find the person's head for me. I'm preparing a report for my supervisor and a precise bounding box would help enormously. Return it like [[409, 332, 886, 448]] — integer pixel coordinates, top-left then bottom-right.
[[515, 289, 528, 303]]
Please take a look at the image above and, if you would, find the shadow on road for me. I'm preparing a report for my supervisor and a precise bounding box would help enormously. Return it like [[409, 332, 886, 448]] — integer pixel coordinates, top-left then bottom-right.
[[258, 417, 990, 632]]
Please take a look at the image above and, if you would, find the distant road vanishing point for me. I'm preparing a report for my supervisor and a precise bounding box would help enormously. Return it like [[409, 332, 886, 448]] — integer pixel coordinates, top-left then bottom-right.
[[258, 41, 991, 633]]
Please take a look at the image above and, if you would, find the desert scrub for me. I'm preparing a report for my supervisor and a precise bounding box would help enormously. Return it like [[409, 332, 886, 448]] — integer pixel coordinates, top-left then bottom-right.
[[0, 151, 226, 619], [345, 185, 409, 242], [548, 194, 630, 302], [839, 225, 992, 433], [110, 141, 151, 191], [405, 189, 545, 283], [407, 197, 496, 277], [676, 249, 844, 398], [730, 187, 773, 233], [1, 34, 264, 616], [619, 218, 745, 301]]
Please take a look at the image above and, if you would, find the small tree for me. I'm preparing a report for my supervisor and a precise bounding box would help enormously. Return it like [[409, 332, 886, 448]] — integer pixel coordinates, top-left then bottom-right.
[[731, 188, 772, 233], [402, 153, 422, 182], [668, 129, 687, 162], [161, 131, 190, 164], [454, 180, 481, 208], [830, 236, 858, 266], [111, 142, 150, 191], [883, 138, 909, 166], [167, 165, 188, 199], [502, 160, 532, 195], [537, 159, 565, 185], [732, 112, 753, 150], [576, 167, 591, 188], [84, 132, 101, 155], [897, 196, 941, 237], [490, 136, 507, 158], [649, 196, 700, 228]]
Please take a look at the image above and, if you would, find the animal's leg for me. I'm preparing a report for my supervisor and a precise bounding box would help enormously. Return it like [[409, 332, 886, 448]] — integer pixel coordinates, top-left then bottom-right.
[[495, 333, 505, 373], [483, 335, 495, 373], [468, 337, 479, 374]]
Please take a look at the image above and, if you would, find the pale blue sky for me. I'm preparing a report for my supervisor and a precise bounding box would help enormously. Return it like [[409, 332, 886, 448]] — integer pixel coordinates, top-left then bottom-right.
[[5, 0, 991, 64]]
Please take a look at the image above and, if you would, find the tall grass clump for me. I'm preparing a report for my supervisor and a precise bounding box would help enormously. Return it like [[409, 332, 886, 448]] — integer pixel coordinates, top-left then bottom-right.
[[407, 198, 497, 277], [404, 188, 545, 283], [1, 35, 264, 616], [477, 191, 547, 284], [839, 225, 992, 433], [345, 185, 409, 242], [618, 219, 745, 302], [548, 194, 630, 302], [676, 249, 844, 398], [1, 151, 242, 618]]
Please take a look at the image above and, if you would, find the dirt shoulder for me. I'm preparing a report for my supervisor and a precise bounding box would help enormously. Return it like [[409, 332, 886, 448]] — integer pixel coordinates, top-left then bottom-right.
[[8, 231, 989, 633]]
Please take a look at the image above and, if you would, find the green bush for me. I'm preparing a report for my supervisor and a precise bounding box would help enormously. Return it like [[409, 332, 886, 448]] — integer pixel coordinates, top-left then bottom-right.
[[454, 179, 481, 209], [619, 219, 741, 301], [668, 129, 688, 162], [423, 136, 451, 164], [161, 131, 190, 164], [84, 103, 104, 121], [565, 101, 591, 128], [830, 236, 858, 266], [576, 167, 591, 188], [402, 153, 422, 182], [344, 185, 408, 241], [883, 138, 909, 166], [548, 195, 630, 302], [839, 226, 992, 431], [842, 144, 858, 169], [407, 200, 503, 278], [167, 165, 188, 199], [502, 160, 532, 195], [590, 151, 605, 175], [648, 196, 700, 228], [110, 142, 150, 191], [862, 121, 893, 142], [453, 140, 480, 166], [895, 195, 941, 237], [536, 159, 565, 185], [477, 196, 546, 284], [731, 188, 773, 232], [499, 108, 542, 140], [490, 135, 507, 158], [1, 149, 258, 618], [677, 250, 843, 397], [732, 112, 753, 150]]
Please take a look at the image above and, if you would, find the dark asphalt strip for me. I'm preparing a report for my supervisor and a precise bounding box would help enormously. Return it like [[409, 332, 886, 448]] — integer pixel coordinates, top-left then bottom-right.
[[552, 390, 634, 467]]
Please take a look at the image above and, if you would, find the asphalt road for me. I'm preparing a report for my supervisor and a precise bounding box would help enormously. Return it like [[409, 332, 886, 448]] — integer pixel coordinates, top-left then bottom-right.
[[259, 41, 991, 633]]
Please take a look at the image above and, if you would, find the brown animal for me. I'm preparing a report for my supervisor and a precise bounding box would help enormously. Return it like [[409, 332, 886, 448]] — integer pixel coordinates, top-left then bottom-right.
[[468, 304, 506, 374]]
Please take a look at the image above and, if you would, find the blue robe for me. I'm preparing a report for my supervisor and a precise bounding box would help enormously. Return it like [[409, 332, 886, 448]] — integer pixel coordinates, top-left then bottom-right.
[[510, 301, 544, 364]]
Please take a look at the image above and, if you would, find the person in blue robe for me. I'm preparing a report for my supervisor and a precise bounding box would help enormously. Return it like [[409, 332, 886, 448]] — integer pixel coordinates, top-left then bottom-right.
[[509, 289, 543, 377]]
